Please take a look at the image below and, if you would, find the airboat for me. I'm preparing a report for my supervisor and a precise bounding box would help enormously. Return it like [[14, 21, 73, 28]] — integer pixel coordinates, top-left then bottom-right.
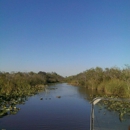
[[90, 97, 130, 130]]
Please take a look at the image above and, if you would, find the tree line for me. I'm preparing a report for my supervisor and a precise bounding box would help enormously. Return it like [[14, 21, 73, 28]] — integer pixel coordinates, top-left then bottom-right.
[[0, 71, 64, 117], [66, 65, 130, 97], [0, 71, 64, 99], [1, 65, 130, 98]]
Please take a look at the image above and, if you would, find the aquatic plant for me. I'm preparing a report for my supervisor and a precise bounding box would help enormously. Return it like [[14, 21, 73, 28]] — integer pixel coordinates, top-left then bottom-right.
[[98, 99, 130, 122], [0, 71, 64, 118]]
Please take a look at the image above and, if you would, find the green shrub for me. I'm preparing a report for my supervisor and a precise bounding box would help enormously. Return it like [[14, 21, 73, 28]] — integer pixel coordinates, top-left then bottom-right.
[[104, 79, 129, 97]]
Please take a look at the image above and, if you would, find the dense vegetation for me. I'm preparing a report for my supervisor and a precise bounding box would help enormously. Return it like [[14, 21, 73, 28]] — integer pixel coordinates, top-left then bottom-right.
[[0, 71, 64, 117], [66, 65, 130, 98], [0, 67, 130, 119], [98, 99, 130, 121], [0, 71, 64, 98]]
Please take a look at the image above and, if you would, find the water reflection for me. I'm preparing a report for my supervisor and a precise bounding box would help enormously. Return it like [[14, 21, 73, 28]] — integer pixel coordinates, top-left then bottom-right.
[[0, 89, 44, 118], [0, 83, 91, 130], [0, 83, 130, 130], [73, 85, 130, 129], [92, 98, 130, 130]]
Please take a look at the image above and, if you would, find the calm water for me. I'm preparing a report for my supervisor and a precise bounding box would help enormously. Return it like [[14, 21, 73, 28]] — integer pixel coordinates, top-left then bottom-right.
[[0, 83, 130, 130]]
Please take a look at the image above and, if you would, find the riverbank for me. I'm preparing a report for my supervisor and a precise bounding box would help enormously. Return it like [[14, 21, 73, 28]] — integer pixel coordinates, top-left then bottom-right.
[[0, 83, 129, 130], [0, 71, 64, 98], [0, 71, 64, 117], [66, 66, 130, 98]]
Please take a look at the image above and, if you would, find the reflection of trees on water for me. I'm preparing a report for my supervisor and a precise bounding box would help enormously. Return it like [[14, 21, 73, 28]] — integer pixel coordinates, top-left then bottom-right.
[[76, 86, 130, 122], [77, 86, 106, 101]]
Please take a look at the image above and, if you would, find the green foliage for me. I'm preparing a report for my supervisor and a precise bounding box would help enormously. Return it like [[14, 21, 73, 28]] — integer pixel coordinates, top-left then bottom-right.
[[66, 66, 130, 97], [104, 79, 128, 96], [0, 71, 64, 99], [0, 71, 64, 118]]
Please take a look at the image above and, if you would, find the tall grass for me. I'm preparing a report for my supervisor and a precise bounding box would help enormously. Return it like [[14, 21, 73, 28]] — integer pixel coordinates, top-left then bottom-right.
[[0, 71, 64, 99], [66, 66, 130, 97], [97, 79, 130, 97]]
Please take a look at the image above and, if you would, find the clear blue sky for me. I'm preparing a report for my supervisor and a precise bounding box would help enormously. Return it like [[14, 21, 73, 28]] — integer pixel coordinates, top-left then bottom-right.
[[0, 0, 130, 76]]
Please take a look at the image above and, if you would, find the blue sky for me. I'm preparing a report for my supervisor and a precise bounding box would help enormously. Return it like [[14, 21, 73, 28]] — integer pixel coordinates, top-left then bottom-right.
[[0, 0, 130, 76]]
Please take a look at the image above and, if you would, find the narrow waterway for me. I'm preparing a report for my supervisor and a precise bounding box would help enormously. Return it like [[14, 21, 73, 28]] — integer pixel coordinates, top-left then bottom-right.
[[0, 83, 130, 130], [0, 83, 91, 130]]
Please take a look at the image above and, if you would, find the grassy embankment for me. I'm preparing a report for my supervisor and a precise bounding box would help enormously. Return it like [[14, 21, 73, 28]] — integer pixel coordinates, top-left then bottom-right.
[[0, 71, 64, 117], [0, 71, 64, 99], [66, 66, 130, 98]]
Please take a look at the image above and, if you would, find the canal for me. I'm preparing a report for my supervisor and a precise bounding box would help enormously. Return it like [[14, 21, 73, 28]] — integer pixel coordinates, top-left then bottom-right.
[[0, 83, 130, 130]]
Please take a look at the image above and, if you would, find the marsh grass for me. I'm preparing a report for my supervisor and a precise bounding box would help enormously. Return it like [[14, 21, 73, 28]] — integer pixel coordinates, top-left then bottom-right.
[[66, 66, 130, 98], [97, 99, 130, 122], [0, 71, 64, 117]]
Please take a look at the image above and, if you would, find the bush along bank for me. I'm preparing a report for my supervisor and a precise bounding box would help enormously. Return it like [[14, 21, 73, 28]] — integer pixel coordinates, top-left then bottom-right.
[[0, 71, 64, 117], [66, 66, 130, 98]]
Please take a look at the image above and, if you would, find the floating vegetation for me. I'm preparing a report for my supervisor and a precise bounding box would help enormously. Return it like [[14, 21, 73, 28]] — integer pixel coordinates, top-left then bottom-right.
[[0, 71, 64, 118], [96, 98, 130, 122], [0, 84, 45, 118], [40, 97, 43, 100], [56, 96, 61, 98], [48, 88, 58, 90], [0, 97, 25, 118]]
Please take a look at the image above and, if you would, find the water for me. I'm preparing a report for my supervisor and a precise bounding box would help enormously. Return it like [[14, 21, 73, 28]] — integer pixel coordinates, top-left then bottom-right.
[[0, 83, 91, 130], [93, 100, 130, 130], [0, 83, 130, 130]]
